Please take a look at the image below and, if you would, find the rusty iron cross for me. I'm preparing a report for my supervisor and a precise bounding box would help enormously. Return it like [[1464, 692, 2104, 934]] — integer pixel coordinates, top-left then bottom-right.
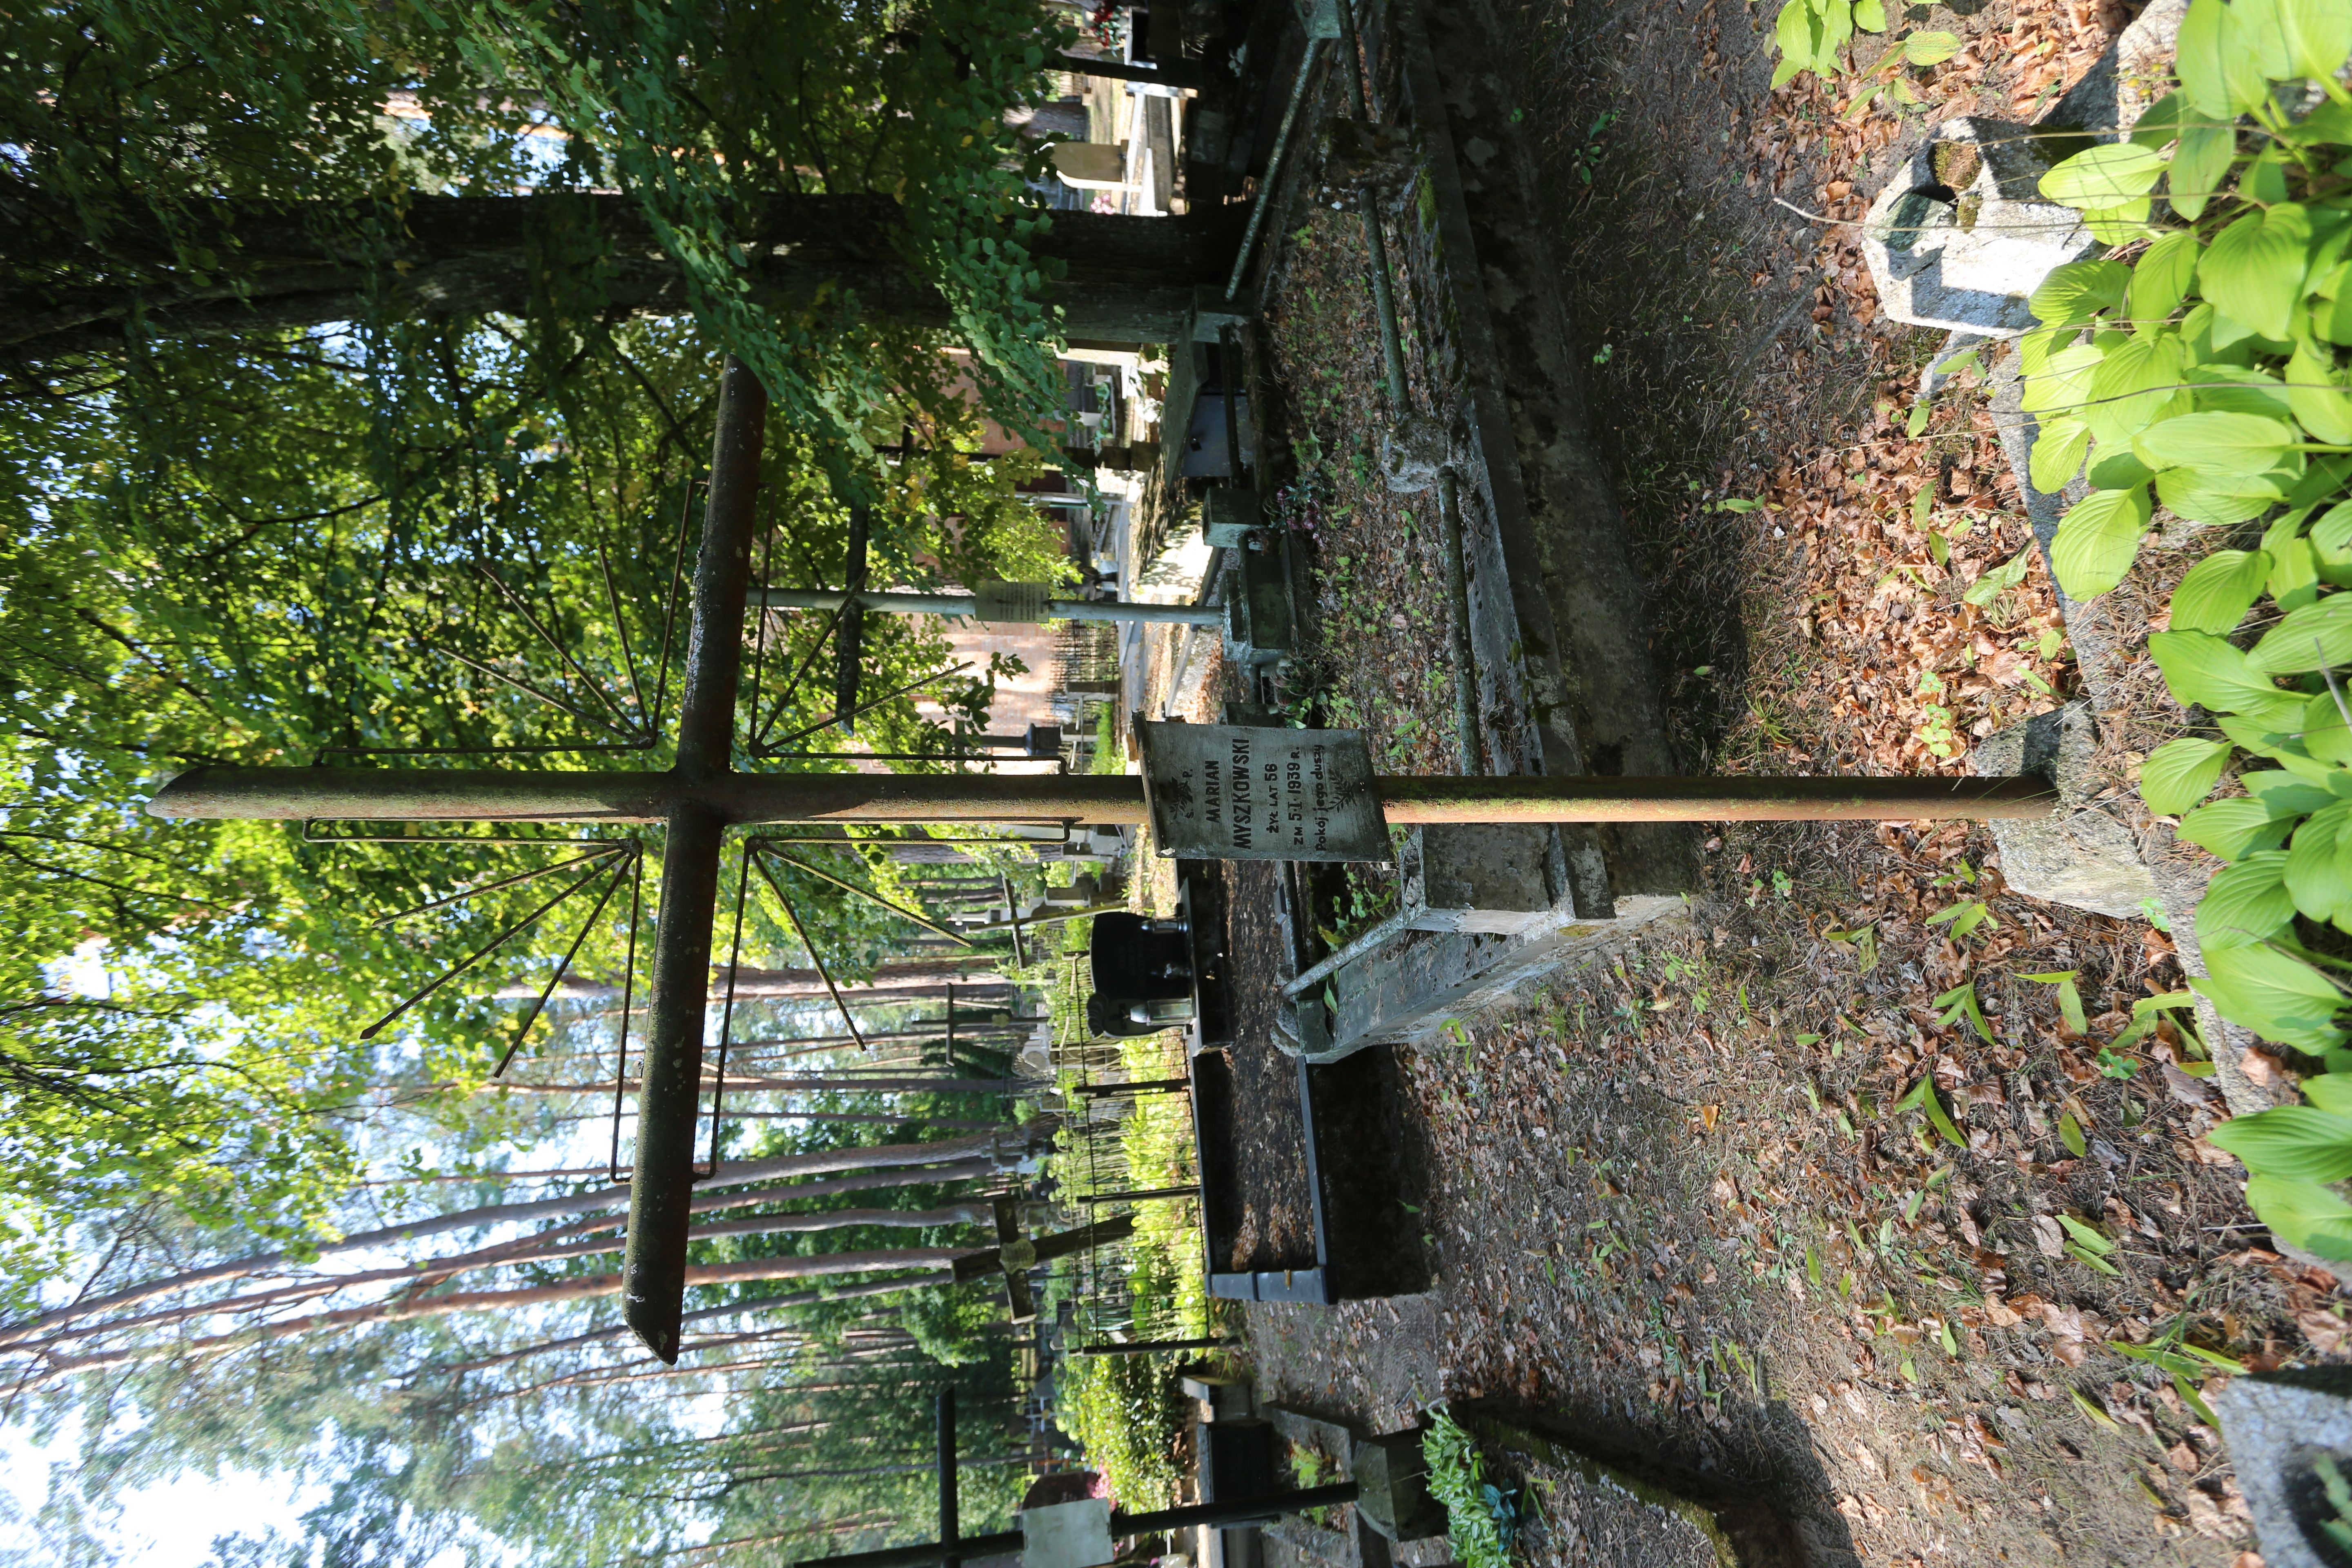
[[146, 356, 2062, 1361]]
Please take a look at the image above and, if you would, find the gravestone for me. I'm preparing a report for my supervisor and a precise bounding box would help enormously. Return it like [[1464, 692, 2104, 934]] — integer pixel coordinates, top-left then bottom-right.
[[1860, 117, 2102, 337], [1088, 911, 1197, 1036], [1054, 142, 1129, 191], [2220, 1367, 2352, 1568]]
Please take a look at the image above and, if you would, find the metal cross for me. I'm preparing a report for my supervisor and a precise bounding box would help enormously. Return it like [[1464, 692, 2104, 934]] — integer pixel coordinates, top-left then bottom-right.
[[144, 355, 2062, 1363]]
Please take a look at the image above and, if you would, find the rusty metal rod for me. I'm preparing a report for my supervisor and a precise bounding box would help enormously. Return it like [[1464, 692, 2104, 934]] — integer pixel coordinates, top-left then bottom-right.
[[151, 770, 2058, 825], [623, 354, 767, 1366]]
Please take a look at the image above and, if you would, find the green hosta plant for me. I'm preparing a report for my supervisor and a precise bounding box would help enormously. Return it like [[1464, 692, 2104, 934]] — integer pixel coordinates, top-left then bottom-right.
[[2024, 0, 2352, 601], [1770, 0, 1958, 93], [2018, 0, 2352, 1262], [1422, 1407, 1517, 1568]]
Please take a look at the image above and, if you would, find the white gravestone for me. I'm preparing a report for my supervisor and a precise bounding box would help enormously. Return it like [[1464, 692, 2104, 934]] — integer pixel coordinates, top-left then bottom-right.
[[1021, 1499, 1116, 1568]]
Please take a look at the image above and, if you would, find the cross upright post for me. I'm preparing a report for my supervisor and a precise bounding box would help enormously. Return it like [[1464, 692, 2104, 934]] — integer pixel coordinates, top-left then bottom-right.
[[624, 354, 766, 1361]]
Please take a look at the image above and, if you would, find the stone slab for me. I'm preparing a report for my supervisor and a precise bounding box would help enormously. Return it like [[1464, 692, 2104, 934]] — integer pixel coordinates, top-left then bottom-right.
[[1972, 702, 2159, 919], [1323, 894, 1684, 1060], [1861, 117, 2101, 337], [2219, 1366, 2352, 1568]]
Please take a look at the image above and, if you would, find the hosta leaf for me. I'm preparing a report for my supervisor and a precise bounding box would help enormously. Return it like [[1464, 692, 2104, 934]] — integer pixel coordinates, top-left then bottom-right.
[[2049, 484, 2153, 597], [2169, 119, 2238, 223], [2181, 796, 2296, 858], [2030, 416, 2093, 491], [2142, 736, 2236, 813], [2237, 0, 2300, 77], [2178, 0, 2263, 115], [2305, 691, 2352, 761], [2088, 441, 2158, 489], [2286, 798, 2352, 919], [2169, 548, 2272, 631], [2189, 363, 2294, 417], [2133, 410, 2302, 475], [2279, 0, 2352, 77], [2152, 627, 2296, 711], [2290, 340, 2352, 443], [2199, 850, 2296, 947], [1772, 0, 1824, 81], [2249, 766, 2344, 811], [1852, 0, 1884, 30], [2030, 260, 2130, 327], [1962, 549, 2033, 607], [2154, 461, 2294, 525], [2087, 330, 2192, 445], [2201, 206, 2315, 341], [2040, 143, 2169, 209], [2270, 530, 2324, 610], [2244, 1175, 2352, 1260], [2192, 945, 2342, 1053], [2249, 592, 2352, 671], [2206, 1105, 2352, 1182], [2129, 231, 2202, 325], [2025, 343, 2108, 417], [1902, 28, 1961, 62]]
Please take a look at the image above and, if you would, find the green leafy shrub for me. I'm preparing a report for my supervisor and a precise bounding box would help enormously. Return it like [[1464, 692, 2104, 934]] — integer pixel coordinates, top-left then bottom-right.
[[1768, 0, 1958, 95], [2022, 0, 2352, 1258], [1055, 1351, 1189, 1508], [1421, 1408, 1518, 1568]]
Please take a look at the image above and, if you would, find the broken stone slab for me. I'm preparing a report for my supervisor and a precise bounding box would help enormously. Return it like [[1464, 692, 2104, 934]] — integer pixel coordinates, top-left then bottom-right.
[[1448, 1409, 1800, 1568], [1349, 1429, 1449, 1543], [1861, 116, 2102, 337], [1971, 702, 2160, 920], [2219, 1366, 2352, 1568]]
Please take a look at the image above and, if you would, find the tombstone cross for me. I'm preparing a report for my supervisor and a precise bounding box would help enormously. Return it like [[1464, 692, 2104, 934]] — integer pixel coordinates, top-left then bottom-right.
[[950, 1204, 1138, 1323], [143, 354, 2063, 1363]]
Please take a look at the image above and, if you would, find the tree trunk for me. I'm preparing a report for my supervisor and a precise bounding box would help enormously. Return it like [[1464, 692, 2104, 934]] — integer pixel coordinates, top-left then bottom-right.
[[9, 193, 1243, 361], [33, 1251, 960, 1382], [0, 1132, 1028, 1345], [458, 1075, 1023, 1096], [22, 1204, 994, 1350], [495, 956, 1003, 1002]]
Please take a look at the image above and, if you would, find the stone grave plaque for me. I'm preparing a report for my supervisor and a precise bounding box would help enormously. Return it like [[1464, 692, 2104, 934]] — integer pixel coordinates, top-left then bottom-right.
[[1135, 721, 1388, 862]]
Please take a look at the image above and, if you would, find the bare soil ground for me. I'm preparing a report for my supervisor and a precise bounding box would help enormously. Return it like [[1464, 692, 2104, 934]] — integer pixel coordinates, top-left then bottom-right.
[[1218, 0, 2352, 1563]]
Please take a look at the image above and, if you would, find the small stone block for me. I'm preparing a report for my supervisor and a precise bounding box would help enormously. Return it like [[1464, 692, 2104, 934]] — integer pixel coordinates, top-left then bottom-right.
[[1198, 1419, 1278, 1502], [1203, 487, 1262, 548], [1350, 1430, 1448, 1542], [1972, 702, 2158, 919], [2220, 1367, 2352, 1568], [1023, 1499, 1116, 1568]]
